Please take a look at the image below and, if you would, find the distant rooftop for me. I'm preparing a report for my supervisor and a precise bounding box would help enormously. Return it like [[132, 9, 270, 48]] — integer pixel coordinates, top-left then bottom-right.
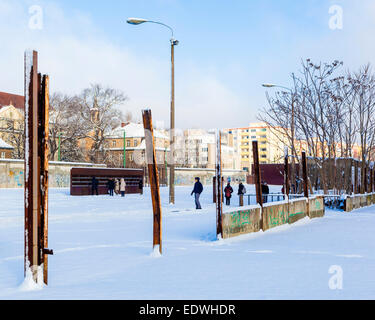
[[0, 92, 24, 110]]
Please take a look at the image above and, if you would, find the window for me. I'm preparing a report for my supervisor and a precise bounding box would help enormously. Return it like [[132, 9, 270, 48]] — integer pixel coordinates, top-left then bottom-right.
[[130, 153, 134, 161], [134, 140, 138, 147], [126, 141, 130, 147], [251, 136, 256, 139], [251, 129, 256, 132], [112, 141, 116, 147], [261, 155, 267, 158], [261, 148, 267, 152], [0, 152, 5, 158]]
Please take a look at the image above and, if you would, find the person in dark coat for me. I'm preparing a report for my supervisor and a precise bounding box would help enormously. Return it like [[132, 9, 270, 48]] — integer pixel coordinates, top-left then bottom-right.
[[224, 183, 234, 206], [107, 179, 115, 196], [238, 182, 246, 196], [139, 179, 143, 195], [91, 177, 99, 196], [261, 181, 270, 203], [191, 177, 204, 210]]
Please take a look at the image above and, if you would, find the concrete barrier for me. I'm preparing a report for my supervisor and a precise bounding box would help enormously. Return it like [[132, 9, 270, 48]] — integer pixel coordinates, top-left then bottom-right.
[[308, 197, 325, 218], [223, 196, 325, 239], [288, 199, 307, 224], [222, 206, 261, 239], [262, 201, 289, 231], [0, 159, 105, 188], [345, 193, 375, 212]]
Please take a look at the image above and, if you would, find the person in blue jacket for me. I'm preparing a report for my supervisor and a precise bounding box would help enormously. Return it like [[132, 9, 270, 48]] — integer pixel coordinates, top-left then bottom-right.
[[191, 177, 204, 210]]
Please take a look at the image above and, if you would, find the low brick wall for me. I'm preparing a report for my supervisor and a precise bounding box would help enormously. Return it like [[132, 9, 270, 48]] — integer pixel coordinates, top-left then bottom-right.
[[222, 196, 325, 239], [345, 193, 375, 212]]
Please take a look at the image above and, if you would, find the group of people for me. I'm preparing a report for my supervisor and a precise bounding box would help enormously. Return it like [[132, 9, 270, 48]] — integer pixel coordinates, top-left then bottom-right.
[[224, 181, 246, 206], [191, 177, 248, 209], [106, 178, 127, 197], [90, 176, 143, 197]]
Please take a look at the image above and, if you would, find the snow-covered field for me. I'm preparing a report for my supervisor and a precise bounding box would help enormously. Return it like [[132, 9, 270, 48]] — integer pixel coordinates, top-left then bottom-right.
[[1, 185, 375, 300]]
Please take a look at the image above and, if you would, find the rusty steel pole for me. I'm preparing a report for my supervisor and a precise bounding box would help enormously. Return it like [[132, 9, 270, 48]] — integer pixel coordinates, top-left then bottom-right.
[[143, 110, 163, 254], [284, 147, 290, 197], [252, 141, 263, 208], [302, 152, 309, 198], [24, 51, 53, 284], [216, 131, 223, 238]]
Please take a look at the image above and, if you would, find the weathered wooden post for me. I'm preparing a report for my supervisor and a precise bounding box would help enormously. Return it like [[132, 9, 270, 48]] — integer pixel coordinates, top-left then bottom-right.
[[252, 141, 263, 228], [24, 50, 53, 285], [216, 131, 223, 238], [302, 152, 309, 199], [142, 110, 163, 254]]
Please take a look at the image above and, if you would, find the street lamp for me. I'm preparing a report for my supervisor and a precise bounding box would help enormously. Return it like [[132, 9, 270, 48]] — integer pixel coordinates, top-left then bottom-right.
[[127, 17, 179, 204], [262, 82, 296, 193]]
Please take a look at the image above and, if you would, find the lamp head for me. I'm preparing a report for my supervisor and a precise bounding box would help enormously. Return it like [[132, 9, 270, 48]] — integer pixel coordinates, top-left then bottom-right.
[[262, 83, 276, 88], [127, 18, 148, 25]]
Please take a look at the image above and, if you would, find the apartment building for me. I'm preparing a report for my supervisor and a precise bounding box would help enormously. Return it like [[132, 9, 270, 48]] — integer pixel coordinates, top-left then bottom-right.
[[224, 122, 289, 171]]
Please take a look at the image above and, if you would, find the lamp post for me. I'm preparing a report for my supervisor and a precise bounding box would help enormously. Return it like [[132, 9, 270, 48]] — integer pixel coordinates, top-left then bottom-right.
[[127, 18, 178, 204], [262, 82, 296, 193]]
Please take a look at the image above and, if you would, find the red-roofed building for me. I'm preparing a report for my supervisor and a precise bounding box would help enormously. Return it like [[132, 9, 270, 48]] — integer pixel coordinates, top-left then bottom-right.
[[0, 92, 24, 111]]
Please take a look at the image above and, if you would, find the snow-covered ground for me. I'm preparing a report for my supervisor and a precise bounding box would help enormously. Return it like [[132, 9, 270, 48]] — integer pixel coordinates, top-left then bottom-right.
[[1, 185, 375, 300]]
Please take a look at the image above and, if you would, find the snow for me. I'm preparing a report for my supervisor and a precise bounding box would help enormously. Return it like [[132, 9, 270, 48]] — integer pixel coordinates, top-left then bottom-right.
[[1, 185, 375, 299], [0, 138, 13, 149]]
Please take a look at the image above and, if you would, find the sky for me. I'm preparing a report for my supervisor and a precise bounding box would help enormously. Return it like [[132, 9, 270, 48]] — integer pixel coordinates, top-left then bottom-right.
[[1, 0, 375, 129]]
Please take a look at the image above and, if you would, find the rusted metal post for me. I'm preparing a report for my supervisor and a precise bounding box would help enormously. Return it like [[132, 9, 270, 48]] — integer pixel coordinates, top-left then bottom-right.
[[213, 176, 216, 203], [302, 152, 309, 199], [354, 160, 359, 194], [252, 141, 263, 208], [284, 147, 289, 197], [142, 110, 163, 254], [216, 131, 223, 238], [24, 51, 52, 284]]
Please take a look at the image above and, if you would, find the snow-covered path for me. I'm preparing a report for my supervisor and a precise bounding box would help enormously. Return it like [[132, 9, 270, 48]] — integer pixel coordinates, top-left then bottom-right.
[[1, 186, 375, 299]]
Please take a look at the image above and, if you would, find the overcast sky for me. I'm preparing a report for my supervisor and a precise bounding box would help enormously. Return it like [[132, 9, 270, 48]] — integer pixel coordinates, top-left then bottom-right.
[[1, 0, 375, 129]]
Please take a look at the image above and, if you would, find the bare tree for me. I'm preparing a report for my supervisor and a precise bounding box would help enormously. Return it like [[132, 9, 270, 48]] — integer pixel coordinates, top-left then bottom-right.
[[49, 93, 87, 162], [77, 84, 128, 164]]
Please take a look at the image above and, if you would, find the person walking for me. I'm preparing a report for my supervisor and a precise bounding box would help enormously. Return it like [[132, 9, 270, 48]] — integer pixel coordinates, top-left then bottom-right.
[[224, 182, 234, 206], [191, 177, 203, 210], [120, 178, 126, 197], [107, 178, 115, 196], [91, 177, 99, 196]]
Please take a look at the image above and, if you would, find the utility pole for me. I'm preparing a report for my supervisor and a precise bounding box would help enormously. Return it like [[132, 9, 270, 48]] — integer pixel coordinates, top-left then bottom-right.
[[169, 39, 178, 204]]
